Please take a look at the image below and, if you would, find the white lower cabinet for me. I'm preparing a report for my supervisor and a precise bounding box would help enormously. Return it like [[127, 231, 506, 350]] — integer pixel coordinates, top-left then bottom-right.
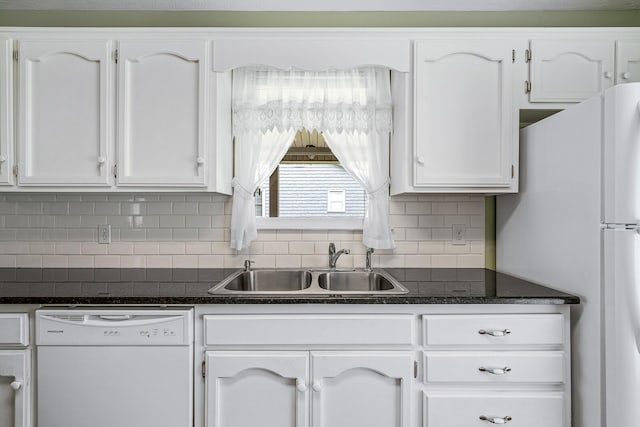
[[424, 392, 565, 427], [421, 313, 569, 427], [0, 312, 31, 427], [196, 306, 571, 427], [205, 350, 413, 427]]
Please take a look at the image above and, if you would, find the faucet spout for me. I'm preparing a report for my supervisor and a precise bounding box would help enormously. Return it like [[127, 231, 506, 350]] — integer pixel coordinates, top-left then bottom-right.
[[328, 243, 350, 270]]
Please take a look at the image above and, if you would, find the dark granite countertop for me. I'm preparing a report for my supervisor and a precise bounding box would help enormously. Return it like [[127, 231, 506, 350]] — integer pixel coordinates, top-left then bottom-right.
[[0, 268, 579, 305]]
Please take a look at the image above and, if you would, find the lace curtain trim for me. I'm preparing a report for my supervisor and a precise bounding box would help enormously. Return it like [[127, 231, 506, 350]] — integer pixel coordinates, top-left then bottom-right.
[[233, 100, 392, 134]]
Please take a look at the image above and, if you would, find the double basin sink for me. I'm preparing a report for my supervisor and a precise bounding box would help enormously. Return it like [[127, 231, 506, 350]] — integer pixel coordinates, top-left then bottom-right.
[[208, 269, 408, 295]]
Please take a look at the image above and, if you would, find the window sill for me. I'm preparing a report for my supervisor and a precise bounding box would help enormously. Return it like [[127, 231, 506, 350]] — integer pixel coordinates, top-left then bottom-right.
[[256, 216, 363, 230]]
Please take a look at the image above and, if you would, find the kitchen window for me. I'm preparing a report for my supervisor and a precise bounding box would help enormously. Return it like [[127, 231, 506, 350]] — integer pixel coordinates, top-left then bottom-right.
[[229, 66, 394, 251]]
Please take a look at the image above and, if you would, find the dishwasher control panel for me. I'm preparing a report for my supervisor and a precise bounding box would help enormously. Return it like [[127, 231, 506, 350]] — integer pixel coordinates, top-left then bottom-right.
[[35, 309, 193, 346]]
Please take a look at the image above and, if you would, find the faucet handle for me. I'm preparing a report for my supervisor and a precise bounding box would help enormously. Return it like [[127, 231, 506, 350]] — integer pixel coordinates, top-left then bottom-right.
[[329, 242, 336, 253], [365, 247, 374, 271], [243, 259, 255, 271]]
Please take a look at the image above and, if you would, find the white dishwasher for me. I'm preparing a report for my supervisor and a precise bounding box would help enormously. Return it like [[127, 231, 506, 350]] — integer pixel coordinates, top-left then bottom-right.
[[35, 308, 193, 427]]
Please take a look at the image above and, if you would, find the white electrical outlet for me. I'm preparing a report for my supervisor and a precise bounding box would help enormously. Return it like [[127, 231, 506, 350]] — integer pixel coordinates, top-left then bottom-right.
[[452, 224, 466, 245], [98, 224, 111, 244]]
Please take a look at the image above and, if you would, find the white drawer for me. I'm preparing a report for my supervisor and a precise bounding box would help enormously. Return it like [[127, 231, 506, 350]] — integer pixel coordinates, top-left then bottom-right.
[[423, 314, 564, 346], [204, 314, 414, 347], [0, 314, 29, 346], [424, 351, 565, 384], [424, 392, 565, 427]]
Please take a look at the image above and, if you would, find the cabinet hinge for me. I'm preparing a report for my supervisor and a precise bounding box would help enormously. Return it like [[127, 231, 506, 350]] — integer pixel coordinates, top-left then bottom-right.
[[12, 165, 17, 177], [113, 49, 118, 64], [512, 49, 515, 63], [525, 48, 532, 63], [13, 49, 18, 62], [413, 360, 418, 379], [524, 80, 532, 94], [201, 360, 206, 379]]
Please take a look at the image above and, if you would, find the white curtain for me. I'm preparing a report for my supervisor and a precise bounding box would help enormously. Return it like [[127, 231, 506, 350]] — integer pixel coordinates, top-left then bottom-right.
[[229, 128, 296, 250], [230, 66, 394, 250], [324, 130, 394, 249]]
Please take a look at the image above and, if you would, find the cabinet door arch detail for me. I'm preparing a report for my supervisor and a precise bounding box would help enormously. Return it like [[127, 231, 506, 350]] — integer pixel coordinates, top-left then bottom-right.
[[206, 351, 309, 427], [414, 40, 514, 189], [529, 39, 614, 102], [18, 40, 112, 186], [117, 40, 208, 187], [311, 352, 412, 427]]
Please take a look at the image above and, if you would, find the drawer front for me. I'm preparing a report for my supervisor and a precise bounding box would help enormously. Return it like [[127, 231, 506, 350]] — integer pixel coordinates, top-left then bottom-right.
[[424, 392, 565, 427], [204, 314, 414, 347], [423, 314, 564, 346], [0, 314, 29, 346], [424, 351, 565, 384]]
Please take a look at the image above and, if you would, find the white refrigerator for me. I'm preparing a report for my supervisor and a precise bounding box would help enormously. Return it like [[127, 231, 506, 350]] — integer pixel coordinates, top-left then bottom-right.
[[497, 82, 640, 427]]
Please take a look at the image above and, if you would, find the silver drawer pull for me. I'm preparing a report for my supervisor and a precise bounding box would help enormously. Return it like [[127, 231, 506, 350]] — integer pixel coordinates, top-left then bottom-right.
[[480, 415, 512, 424], [478, 328, 511, 337], [479, 366, 511, 375]]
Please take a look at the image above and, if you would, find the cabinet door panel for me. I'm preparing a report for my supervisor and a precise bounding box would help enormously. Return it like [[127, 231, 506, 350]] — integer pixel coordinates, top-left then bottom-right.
[[414, 40, 513, 188], [616, 40, 640, 84], [0, 39, 11, 185], [206, 351, 309, 427], [18, 40, 112, 186], [0, 350, 30, 427], [529, 39, 614, 102], [311, 351, 412, 427], [118, 40, 207, 186], [424, 392, 565, 427]]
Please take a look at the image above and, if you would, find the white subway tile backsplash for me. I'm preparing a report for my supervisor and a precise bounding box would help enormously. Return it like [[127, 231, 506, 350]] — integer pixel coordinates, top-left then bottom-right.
[[431, 255, 458, 268], [0, 193, 485, 268], [68, 255, 94, 268], [120, 229, 148, 241], [431, 202, 458, 215], [405, 202, 431, 215], [418, 215, 444, 228], [172, 203, 198, 215], [159, 215, 185, 228], [95, 202, 121, 215], [275, 254, 302, 268], [197, 255, 224, 268]]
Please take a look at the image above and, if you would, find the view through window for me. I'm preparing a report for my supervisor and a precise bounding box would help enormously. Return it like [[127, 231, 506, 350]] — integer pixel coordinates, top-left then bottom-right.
[[255, 129, 366, 218]]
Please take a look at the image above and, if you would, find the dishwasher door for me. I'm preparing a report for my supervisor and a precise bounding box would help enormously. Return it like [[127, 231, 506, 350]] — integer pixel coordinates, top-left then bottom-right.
[[36, 309, 193, 427]]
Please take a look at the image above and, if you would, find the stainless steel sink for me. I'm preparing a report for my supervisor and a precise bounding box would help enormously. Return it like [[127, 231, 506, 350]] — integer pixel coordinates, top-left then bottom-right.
[[317, 271, 399, 292], [210, 270, 312, 293], [208, 268, 408, 295]]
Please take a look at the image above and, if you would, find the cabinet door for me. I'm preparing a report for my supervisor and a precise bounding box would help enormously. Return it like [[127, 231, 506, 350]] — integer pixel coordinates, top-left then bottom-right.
[[205, 351, 309, 427], [17, 40, 112, 186], [311, 351, 412, 427], [0, 350, 30, 427], [117, 40, 207, 186], [616, 40, 640, 84], [0, 39, 11, 185], [529, 39, 614, 102], [414, 40, 514, 189]]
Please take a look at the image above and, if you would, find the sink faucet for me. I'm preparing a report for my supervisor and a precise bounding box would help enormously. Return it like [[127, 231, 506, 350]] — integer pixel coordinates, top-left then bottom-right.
[[244, 259, 255, 272], [328, 243, 350, 270], [365, 248, 374, 271]]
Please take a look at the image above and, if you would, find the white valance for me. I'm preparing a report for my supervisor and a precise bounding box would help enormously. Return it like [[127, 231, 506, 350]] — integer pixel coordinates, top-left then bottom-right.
[[232, 67, 392, 134], [230, 66, 395, 251]]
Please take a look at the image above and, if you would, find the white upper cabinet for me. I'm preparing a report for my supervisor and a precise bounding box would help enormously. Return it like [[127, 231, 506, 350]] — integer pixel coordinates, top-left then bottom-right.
[[17, 40, 112, 186], [117, 40, 208, 187], [616, 40, 640, 84], [0, 39, 11, 186], [528, 39, 615, 103], [410, 39, 516, 192]]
